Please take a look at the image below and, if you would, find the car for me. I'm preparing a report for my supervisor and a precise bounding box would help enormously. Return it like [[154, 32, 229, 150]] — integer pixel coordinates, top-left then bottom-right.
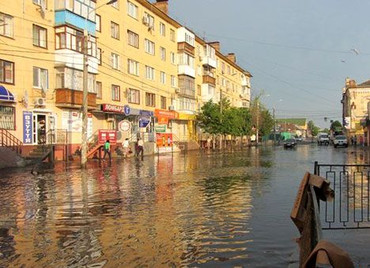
[[284, 138, 296, 149], [317, 133, 330, 145], [295, 136, 303, 142], [333, 135, 348, 148]]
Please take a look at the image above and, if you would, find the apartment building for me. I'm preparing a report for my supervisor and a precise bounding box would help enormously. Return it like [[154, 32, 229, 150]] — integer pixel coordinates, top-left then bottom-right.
[[0, 0, 251, 157]]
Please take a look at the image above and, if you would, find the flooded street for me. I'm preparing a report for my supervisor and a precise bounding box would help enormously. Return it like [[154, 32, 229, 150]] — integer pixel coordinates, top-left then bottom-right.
[[0, 145, 370, 267]]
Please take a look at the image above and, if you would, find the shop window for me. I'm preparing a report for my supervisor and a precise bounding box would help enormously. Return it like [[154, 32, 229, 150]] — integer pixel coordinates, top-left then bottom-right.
[[0, 106, 15, 130]]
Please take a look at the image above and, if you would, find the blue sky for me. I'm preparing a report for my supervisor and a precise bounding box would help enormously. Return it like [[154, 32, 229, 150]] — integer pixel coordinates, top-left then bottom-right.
[[168, 0, 370, 128]]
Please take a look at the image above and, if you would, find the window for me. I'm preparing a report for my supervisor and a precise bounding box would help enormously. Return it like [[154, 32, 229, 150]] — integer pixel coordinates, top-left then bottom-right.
[[143, 12, 154, 29], [111, 53, 120, 70], [96, 14, 101, 32], [0, 106, 15, 130], [160, 71, 166, 84], [33, 25, 47, 48], [111, 0, 119, 9], [185, 33, 194, 46], [171, 75, 176, 87], [170, 52, 175, 64], [33, 0, 46, 7], [170, 29, 175, 42], [0, 13, 13, 38], [178, 75, 195, 98], [128, 59, 139, 75], [127, 1, 138, 19], [112, 85, 120, 101], [144, 39, 155, 55], [55, 67, 95, 93], [0, 59, 14, 84], [33, 67, 48, 89], [160, 47, 166, 61], [111, 22, 119, 39], [160, 96, 166, 109], [145, 66, 155, 80], [227, 65, 231, 75], [128, 30, 139, 48], [96, 81, 102, 99], [159, 22, 166, 36], [145, 92, 155, 107], [55, 26, 97, 57], [97, 48, 102, 65], [179, 53, 194, 67], [55, 0, 96, 21], [128, 88, 140, 104]]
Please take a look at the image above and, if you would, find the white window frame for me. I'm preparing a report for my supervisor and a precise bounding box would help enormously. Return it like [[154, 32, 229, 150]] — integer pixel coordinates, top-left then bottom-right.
[[111, 21, 119, 39], [33, 67, 48, 89], [111, 53, 120, 70], [128, 30, 139, 48], [160, 47, 166, 61], [127, 1, 138, 19], [145, 66, 155, 80], [95, 14, 101, 32], [0, 13, 14, 38], [171, 75, 176, 87], [170, 52, 176, 64], [144, 12, 154, 29], [128, 59, 139, 75], [159, 22, 166, 36], [144, 39, 155, 55], [160, 71, 166, 84], [33, 24, 47, 48]]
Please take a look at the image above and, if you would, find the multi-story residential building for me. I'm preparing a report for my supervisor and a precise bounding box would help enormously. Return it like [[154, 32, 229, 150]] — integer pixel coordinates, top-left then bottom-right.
[[341, 78, 370, 143], [0, 0, 252, 159]]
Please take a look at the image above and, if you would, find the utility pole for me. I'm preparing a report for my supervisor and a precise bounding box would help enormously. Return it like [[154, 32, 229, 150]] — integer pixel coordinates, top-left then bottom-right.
[[273, 108, 276, 145], [81, 0, 117, 168], [256, 101, 259, 145]]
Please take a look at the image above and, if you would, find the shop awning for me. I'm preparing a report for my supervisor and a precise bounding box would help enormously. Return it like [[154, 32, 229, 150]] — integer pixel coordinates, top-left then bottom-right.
[[0, 85, 15, 102]]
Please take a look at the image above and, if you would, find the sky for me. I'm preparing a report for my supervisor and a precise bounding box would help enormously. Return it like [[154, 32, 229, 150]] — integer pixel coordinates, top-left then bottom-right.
[[166, 0, 370, 128]]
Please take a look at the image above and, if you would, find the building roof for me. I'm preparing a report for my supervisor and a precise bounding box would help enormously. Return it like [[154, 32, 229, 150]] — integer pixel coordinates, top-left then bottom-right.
[[357, 80, 370, 87]]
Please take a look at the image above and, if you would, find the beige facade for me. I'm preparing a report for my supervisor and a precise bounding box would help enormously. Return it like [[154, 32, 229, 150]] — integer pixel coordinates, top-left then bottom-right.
[[0, 0, 251, 157]]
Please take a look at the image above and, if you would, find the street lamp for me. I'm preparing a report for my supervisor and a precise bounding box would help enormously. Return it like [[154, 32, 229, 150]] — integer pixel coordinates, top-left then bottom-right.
[[81, 0, 117, 168]]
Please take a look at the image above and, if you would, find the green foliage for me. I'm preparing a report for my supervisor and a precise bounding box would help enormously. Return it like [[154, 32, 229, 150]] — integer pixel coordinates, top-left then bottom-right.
[[330, 120, 342, 132], [308, 120, 320, 136]]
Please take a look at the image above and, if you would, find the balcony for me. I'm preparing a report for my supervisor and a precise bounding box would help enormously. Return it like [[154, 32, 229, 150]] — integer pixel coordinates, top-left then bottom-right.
[[55, 88, 96, 109], [201, 56, 216, 68], [202, 75, 216, 86], [178, 42, 194, 55]]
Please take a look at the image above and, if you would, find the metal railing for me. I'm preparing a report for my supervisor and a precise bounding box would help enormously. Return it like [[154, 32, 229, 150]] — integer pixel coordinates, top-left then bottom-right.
[[0, 129, 23, 155], [314, 162, 370, 229]]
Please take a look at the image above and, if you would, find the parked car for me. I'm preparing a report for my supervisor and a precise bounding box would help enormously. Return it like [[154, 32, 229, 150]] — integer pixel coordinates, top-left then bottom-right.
[[284, 138, 296, 149], [333, 135, 348, 148], [295, 136, 303, 142], [317, 133, 330, 145]]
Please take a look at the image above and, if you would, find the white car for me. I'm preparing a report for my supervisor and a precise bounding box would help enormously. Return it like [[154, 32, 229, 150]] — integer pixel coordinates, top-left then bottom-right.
[[333, 135, 348, 148], [317, 133, 330, 145]]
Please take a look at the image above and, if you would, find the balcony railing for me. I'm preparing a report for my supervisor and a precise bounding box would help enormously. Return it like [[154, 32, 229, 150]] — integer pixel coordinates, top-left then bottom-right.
[[177, 42, 194, 55], [202, 75, 216, 86]]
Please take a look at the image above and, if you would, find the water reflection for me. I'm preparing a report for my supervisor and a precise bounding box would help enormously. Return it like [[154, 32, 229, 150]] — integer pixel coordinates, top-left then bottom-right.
[[0, 146, 368, 267]]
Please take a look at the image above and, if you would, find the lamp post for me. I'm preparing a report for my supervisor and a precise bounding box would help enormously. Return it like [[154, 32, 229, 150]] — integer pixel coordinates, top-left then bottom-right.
[[81, 0, 117, 168]]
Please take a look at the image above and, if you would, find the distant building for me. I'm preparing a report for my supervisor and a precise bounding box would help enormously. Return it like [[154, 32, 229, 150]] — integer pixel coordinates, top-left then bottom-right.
[[275, 118, 308, 137]]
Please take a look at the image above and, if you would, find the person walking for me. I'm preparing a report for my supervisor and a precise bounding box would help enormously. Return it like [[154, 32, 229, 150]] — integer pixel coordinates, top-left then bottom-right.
[[103, 139, 111, 163], [137, 138, 144, 160], [122, 138, 130, 158]]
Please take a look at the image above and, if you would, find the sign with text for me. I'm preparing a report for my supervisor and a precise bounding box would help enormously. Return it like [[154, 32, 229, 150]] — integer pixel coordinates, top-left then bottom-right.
[[102, 104, 124, 113], [98, 129, 117, 144], [62, 111, 93, 138], [139, 116, 151, 128], [23, 111, 33, 144], [118, 120, 131, 132]]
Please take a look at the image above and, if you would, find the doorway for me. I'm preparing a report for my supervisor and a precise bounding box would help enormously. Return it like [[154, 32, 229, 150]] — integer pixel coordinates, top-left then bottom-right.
[[32, 113, 56, 144]]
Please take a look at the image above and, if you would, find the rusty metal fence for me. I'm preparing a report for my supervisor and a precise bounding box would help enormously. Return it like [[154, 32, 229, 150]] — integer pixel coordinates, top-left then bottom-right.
[[314, 161, 370, 230]]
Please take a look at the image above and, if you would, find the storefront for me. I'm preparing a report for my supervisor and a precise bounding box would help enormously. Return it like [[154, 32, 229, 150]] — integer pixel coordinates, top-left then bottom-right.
[[172, 112, 197, 142], [154, 109, 178, 149], [0, 85, 16, 131], [123, 105, 154, 141]]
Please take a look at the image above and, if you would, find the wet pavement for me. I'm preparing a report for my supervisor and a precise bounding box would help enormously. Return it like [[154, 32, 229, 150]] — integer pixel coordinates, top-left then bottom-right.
[[0, 144, 369, 267]]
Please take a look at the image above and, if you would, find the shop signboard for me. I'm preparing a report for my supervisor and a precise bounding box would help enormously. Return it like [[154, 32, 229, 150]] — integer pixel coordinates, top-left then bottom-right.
[[156, 133, 172, 147], [118, 120, 131, 132], [102, 104, 124, 113], [178, 113, 196, 121], [154, 109, 178, 125], [139, 116, 151, 128], [124, 105, 131, 115], [23, 111, 33, 144], [98, 129, 117, 144], [155, 124, 166, 133], [140, 110, 154, 117], [62, 111, 93, 137]]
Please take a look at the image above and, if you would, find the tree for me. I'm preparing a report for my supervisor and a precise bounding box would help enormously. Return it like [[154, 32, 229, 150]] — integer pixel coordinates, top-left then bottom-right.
[[330, 120, 342, 133], [308, 120, 319, 136]]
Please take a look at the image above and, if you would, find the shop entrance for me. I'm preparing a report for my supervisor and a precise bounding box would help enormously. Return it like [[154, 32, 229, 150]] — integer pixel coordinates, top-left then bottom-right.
[[32, 113, 56, 144]]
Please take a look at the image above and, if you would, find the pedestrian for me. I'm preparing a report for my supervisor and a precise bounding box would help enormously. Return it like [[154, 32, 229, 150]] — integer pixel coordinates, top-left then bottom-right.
[[354, 135, 357, 146], [206, 137, 211, 149], [103, 139, 111, 162], [137, 138, 144, 159], [122, 138, 130, 158]]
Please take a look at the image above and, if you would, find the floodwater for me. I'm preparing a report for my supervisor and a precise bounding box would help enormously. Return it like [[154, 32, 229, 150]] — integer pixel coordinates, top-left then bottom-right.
[[0, 144, 369, 267]]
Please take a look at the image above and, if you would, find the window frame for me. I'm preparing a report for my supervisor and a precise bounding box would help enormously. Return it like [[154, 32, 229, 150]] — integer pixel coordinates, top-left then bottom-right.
[[111, 21, 120, 40], [144, 39, 155, 55], [111, 84, 120, 101], [0, 105, 16, 130], [145, 66, 155, 81], [145, 92, 156, 107], [96, 81, 102, 99], [127, 30, 139, 48], [95, 14, 101, 32], [111, 53, 120, 70], [127, 1, 138, 19], [33, 66, 49, 89], [128, 59, 139, 76], [160, 47, 166, 61], [33, 24, 47, 48], [0, 12, 14, 38], [128, 88, 140, 104], [0, 59, 15, 84], [160, 96, 166, 109], [159, 22, 166, 36]]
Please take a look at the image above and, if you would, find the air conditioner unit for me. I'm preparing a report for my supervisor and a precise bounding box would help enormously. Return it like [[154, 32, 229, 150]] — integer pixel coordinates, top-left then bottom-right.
[[175, 88, 180, 93], [34, 98, 46, 106], [142, 16, 149, 25], [169, 105, 175, 111]]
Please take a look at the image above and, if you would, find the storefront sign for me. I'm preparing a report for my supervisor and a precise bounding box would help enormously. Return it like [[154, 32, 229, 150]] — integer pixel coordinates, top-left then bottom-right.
[[102, 104, 124, 113], [140, 110, 154, 117], [124, 105, 131, 115], [155, 124, 166, 133], [344, 117, 350, 129], [23, 111, 33, 144], [155, 109, 178, 125], [139, 116, 151, 128], [178, 113, 196, 121], [98, 129, 117, 144], [118, 120, 131, 132], [62, 111, 93, 137], [156, 133, 172, 147]]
